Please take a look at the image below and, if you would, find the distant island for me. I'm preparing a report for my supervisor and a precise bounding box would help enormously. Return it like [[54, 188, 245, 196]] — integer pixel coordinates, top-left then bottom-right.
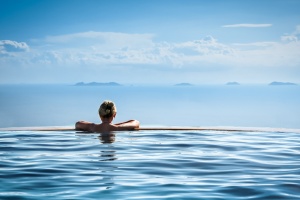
[[75, 82, 122, 86], [269, 81, 297, 86], [174, 83, 193, 86], [226, 82, 240, 85]]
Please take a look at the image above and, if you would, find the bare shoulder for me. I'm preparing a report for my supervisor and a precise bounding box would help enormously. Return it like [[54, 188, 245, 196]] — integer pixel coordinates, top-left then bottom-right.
[[114, 120, 140, 131], [75, 121, 96, 132]]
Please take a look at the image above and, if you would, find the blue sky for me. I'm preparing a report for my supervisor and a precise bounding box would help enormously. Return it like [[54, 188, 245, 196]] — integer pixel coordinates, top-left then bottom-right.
[[0, 0, 300, 84]]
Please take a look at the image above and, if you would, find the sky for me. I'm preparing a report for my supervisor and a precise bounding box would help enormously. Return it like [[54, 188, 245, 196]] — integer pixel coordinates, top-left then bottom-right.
[[0, 0, 300, 84]]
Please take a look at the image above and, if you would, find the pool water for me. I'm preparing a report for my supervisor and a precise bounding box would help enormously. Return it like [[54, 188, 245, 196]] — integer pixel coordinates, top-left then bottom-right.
[[1, 130, 300, 199]]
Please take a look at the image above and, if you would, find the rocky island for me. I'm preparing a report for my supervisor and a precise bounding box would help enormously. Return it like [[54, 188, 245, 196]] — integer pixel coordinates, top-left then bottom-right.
[[269, 81, 297, 86], [226, 82, 240, 85], [75, 82, 122, 86], [174, 83, 193, 86]]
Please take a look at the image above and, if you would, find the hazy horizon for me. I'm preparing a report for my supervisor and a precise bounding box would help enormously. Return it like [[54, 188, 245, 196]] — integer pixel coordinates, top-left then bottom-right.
[[0, 81, 299, 86]]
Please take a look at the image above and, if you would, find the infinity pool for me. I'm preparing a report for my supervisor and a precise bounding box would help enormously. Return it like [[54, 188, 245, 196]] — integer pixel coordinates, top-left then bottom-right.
[[1, 129, 299, 199]]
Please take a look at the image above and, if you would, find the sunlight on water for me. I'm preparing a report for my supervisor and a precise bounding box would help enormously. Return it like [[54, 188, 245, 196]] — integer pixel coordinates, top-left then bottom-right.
[[0, 130, 299, 199]]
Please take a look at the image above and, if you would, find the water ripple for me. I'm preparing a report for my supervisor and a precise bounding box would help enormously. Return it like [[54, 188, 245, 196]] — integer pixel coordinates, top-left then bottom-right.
[[1, 130, 300, 199]]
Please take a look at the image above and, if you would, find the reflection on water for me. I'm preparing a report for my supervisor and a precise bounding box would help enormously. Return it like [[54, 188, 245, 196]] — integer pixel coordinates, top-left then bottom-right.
[[0, 130, 300, 200], [99, 133, 117, 162], [99, 133, 116, 144], [98, 133, 117, 190]]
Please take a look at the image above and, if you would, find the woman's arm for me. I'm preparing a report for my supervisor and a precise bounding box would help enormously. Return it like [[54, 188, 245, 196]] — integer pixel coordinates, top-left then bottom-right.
[[75, 121, 95, 132], [114, 120, 140, 130]]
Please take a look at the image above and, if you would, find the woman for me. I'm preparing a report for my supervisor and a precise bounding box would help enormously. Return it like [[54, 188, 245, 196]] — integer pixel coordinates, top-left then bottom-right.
[[75, 100, 140, 133]]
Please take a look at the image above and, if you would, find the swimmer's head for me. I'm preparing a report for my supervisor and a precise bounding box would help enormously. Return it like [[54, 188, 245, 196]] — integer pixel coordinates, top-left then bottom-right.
[[98, 100, 117, 118]]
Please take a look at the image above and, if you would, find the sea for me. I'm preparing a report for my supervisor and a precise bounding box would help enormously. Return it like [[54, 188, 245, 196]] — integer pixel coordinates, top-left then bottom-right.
[[0, 84, 300, 199], [0, 84, 299, 129]]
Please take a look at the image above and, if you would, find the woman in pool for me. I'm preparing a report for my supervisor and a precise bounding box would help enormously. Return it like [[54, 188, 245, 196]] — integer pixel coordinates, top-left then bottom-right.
[[75, 100, 140, 133]]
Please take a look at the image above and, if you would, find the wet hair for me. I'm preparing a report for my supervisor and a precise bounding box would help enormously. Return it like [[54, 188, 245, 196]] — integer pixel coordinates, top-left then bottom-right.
[[98, 100, 117, 118]]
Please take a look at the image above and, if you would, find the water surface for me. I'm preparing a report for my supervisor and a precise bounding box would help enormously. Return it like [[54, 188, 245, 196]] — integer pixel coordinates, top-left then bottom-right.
[[1, 130, 299, 199]]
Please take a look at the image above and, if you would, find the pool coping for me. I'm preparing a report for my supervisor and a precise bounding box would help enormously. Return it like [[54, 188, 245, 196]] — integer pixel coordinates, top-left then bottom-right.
[[0, 126, 299, 133]]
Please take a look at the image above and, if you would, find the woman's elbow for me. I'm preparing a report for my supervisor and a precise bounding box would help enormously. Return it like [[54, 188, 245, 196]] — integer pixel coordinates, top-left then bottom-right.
[[133, 120, 140, 128], [75, 121, 84, 130]]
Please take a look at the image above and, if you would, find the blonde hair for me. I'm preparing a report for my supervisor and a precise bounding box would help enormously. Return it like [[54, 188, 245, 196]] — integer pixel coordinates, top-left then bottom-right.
[[98, 100, 117, 118]]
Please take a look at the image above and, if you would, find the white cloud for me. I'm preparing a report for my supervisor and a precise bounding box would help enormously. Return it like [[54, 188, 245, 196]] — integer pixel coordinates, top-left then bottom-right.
[[281, 35, 298, 42], [1, 28, 300, 84], [173, 36, 234, 56], [161, 36, 237, 66], [222, 24, 272, 28], [2, 30, 299, 69], [233, 42, 300, 67], [281, 25, 300, 42], [0, 40, 29, 53], [232, 42, 277, 47], [37, 31, 155, 51], [292, 25, 300, 35]]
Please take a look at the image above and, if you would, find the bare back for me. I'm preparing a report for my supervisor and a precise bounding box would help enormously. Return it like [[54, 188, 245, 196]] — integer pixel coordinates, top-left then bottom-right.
[[75, 120, 140, 133]]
